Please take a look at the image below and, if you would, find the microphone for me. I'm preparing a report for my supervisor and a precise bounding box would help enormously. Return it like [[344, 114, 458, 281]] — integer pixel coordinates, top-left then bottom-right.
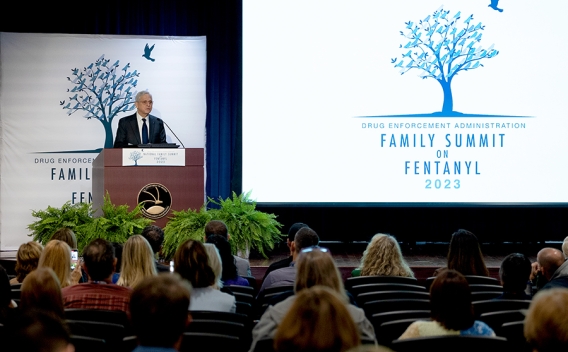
[[159, 118, 185, 148]]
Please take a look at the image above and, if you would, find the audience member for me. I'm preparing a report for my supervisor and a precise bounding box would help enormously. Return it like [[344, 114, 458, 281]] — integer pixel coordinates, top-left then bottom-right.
[[38, 240, 81, 288], [250, 248, 376, 351], [497, 253, 532, 300], [174, 239, 236, 312], [8, 310, 74, 352], [563, 236, 568, 258], [274, 286, 361, 352], [536, 247, 568, 290], [0, 265, 18, 324], [262, 222, 308, 282], [50, 228, 78, 250], [258, 227, 320, 296], [20, 267, 64, 319], [204, 220, 252, 277], [352, 234, 414, 278], [206, 234, 249, 286], [434, 229, 489, 276], [111, 242, 123, 283], [61, 238, 132, 312], [203, 243, 224, 289], [117, 235, 157, 288], [141, 225, 170, 272], [10, 241, 43, 284], [399, 269, 495, 339], [130, 274, 192, 352], [524, 288, 568, 352]]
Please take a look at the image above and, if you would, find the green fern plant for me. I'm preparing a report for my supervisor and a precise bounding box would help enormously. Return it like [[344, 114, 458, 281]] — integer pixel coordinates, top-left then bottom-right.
[[28, 201, 92, 246], [209, 191, 283, 258], [28, 193, 153, 252], [161, 205, 212, 259]]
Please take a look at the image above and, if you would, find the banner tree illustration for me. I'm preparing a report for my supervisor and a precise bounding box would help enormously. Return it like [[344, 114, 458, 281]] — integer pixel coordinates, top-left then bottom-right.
[[392, 7, 499, 115], [61, 55, 139, 148]]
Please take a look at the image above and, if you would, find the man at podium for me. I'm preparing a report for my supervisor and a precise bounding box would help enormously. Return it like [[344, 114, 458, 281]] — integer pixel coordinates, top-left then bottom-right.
[[113, 90, 167, 148]]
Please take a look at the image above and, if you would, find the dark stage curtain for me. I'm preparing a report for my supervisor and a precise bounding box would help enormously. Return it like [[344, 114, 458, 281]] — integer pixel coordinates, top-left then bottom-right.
[[0, 0, 242, 201]]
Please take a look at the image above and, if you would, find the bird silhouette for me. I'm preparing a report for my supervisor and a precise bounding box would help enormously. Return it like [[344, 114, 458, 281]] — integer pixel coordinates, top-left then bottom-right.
[[142, 43, 156, 62], [488, 0, 504, 12]]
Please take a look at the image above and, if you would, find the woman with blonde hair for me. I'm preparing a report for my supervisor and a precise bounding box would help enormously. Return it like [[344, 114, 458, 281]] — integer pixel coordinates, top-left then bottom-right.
[[11, 241, 43, 284], [117, 235, 157, 288], [274, 286, 361, 352], [20, 267, 64, 318], [38, 240, 80, 288], [353, 234, 414, 278], [250, 248, 376, 352], [204, 243, 223, 289]]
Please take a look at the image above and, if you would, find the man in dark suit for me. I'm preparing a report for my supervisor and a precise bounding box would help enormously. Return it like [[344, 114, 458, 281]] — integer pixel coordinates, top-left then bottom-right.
[[113, 90, 167, 147]]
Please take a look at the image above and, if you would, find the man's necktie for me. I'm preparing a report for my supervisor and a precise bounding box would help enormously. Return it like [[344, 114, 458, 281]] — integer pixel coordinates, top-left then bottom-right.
[[142, 118, 149, 144]]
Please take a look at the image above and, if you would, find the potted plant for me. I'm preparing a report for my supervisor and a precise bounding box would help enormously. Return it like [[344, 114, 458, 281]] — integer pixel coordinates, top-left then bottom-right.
[[28, 193, 153, 251], [161, 205, 212, 259]]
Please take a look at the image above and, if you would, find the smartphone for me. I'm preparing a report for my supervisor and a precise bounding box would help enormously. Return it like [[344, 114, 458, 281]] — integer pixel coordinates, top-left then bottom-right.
[[71, 249, 79, 270]]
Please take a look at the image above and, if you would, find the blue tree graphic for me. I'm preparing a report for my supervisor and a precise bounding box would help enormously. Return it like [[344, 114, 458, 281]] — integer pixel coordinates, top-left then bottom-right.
[[61, 55, 140, 148], [392, 7, 499, 114]]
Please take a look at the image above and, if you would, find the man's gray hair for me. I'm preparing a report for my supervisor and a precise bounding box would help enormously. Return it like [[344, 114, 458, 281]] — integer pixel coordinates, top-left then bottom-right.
[[135, 90, 152, 102]]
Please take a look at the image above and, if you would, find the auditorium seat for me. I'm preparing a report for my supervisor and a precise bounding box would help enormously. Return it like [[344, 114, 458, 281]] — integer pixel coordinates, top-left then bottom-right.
[[377, 318, 430, 347], [478, 310, 526, 333], [349, 283, 427, 299], [469, 284, 503, 293], [180, 332, 240, 352], [391, 335, 509, 352], [362, 299, 430, 319], [499, 321, 531, 352], [371, 310, 431, 333], [345, 275, 418, 291], [70, 335, 106, 352], [471, 291, 502, 302], [356, 290, 429, 306], [66, 320, 124, 352], [472, 299, 530, 317], [463, 275, 500, 285]]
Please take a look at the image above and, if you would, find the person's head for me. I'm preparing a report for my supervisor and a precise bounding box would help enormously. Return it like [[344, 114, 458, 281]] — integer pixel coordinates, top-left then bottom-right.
[[447, 229, 489, 276], [82, 238, 116, 282], [38, 240, 72, 288], [294, 247, 347, 301], [430, 269, 474, 331], [130, 274, 191, 349], [359, 234, 414, 278], [287, 222, 308, 243], [203, 243, 223, 289], [499, 253, 531, 293], [141, 225, 165, 255], [537, 248, 566, 281], [174, 240, 216, 289], [524, 288, 568, 352], [135, 90, 153, 117], [205, 235, 238, 282], [20, 267, 64, 319], [274, 286, 360, 352], [292, 227, 320, 261], [9, 310, 74, 352], [14, 241, 43, 283], [117, 235, 157, 288], [50, 228, 77, 250], [111, 242, 123, 274], [204, 220, 229, 239]]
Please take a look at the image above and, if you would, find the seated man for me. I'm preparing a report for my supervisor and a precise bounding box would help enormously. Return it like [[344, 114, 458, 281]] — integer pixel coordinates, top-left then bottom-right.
[[257, 227, 319, 297], [141, 225, 170, 273], [130, 274, 191, 351], [497, 253, 532, 300], [204, 220, 251, 277], [62, 238, 131, 312], [536, 247, 568, 290], [261, 222, 308, 284]]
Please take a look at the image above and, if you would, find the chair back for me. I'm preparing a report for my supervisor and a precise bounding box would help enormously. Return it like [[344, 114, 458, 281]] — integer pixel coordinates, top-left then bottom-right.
[[189, 311, 249, 326], [377, 318, 430, 347], [70, 335, 106, 352], [66, 320, 125, 351], [371, 310, 431, 332], [391, 335, 509, 352], [357, 290, 429, 306], [469, 284, 504, 293], [463, 275, 500, 285], [226, 285, 255, 295], [350, 283, 426, 298], [478, 309, 526, 333], [471, 291, 503, 302], [472, 299, 530, 317], [180, 332, 240, 352], [345, 275, 418, 291], [500, 321, 531, 352], [363, 299, 430, 319]]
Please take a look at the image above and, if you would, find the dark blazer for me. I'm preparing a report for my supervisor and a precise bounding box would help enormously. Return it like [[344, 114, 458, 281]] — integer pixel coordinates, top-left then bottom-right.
[[113, 113, 166, 148]]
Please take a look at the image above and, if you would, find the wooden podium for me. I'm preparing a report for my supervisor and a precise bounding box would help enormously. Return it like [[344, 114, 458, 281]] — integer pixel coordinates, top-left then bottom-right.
[[92, 148, 204, 228]]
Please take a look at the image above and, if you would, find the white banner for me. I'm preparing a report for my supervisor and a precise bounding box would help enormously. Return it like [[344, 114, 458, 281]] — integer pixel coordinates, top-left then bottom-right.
[[0, 33, 207, 250]]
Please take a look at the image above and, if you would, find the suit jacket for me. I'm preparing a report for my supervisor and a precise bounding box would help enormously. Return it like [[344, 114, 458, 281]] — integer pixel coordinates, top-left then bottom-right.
[[113, 113, 166, 148]]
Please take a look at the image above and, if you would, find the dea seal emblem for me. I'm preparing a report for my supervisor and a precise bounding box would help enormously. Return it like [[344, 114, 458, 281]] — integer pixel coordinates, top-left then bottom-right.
[[138, 183, 172, 219]]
